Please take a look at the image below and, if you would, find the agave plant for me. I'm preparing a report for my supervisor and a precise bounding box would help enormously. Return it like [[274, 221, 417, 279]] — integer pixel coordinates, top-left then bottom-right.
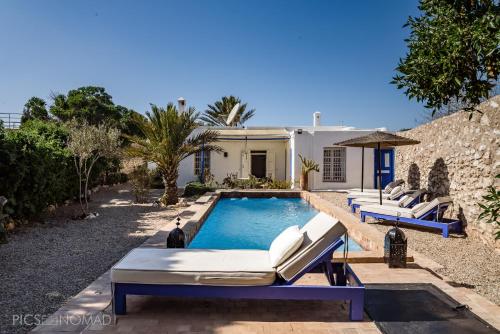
[[298, 154, 319, 191], [126, 103, 221, 205], [201, 96, 255, 127]]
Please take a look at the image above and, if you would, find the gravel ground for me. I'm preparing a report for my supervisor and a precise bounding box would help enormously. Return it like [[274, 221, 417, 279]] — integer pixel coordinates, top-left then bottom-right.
[[316, 191, 500, 305], [0, 185, 179, 334]]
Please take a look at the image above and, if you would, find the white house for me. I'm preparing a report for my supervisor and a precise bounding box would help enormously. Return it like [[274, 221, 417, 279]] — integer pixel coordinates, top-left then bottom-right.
[[177, 111, 393, 191]]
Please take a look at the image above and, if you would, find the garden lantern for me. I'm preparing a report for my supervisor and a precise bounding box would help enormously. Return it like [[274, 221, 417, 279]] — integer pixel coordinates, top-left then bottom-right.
[[384, 219, 407, 268], [167, 217, 185, 248]]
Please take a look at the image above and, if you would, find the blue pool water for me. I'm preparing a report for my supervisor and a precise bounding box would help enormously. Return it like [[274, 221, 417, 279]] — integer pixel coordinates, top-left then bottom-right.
[[188, 197, 363, 251]]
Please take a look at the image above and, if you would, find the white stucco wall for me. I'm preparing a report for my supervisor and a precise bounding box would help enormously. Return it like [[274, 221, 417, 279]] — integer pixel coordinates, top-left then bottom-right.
[[175, 127, 382, 190], [290, 129, 376, 190], [178, 139, 289, 186]]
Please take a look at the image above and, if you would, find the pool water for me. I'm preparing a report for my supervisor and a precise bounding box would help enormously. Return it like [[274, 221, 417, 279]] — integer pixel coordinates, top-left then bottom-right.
[[188, 197, 363, 251]]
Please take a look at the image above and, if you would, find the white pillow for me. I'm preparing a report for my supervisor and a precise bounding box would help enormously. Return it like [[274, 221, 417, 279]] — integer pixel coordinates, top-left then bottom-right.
[[390, 186, 402, 196], [269, 225, 304, 267]]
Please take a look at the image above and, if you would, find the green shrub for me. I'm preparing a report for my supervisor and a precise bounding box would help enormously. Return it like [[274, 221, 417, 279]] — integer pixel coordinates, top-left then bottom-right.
[[263, 179, 291, 189], [129, 165, 150, 203], [183, 182, 214, 197], [0, 120, 79, 218]]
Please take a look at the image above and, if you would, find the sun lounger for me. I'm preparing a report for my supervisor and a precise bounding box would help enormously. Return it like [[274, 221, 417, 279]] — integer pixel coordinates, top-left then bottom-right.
[[347, 179, 405, 194], [350, 189, 425, 213], [359, 197, 462, 237], [347, 186, 406, 205], [111, 213, 365, 321]]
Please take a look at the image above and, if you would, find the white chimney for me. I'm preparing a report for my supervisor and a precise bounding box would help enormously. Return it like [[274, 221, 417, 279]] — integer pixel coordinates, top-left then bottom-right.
[[177, 97, 186, 113], [313, 111, 321, 127]]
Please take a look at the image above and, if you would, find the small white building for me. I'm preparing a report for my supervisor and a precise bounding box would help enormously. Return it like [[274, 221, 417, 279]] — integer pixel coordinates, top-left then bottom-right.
[[177, 112, 394, 191]]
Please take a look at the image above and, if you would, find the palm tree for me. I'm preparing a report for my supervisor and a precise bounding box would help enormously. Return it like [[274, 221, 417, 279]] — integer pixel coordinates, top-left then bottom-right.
[[126, 103, 221, 205], [201, 96, 255, 126], [21, 97, 49, 123]]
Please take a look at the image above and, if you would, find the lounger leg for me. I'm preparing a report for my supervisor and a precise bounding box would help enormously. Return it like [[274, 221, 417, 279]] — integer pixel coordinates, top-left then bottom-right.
[[333, 264, 347, 286], [454, 221, 462, 234], [113, 283, 127, 315], [442, 226, 449, 238], [323, 260, 336, 286], [360, 213, 366, 223], [349, 292, 364, 321], [351, 205, 356, 213]]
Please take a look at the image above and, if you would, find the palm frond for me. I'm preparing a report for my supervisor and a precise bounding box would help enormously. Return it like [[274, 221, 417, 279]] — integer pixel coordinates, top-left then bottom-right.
[[201, 96, 255, 127]]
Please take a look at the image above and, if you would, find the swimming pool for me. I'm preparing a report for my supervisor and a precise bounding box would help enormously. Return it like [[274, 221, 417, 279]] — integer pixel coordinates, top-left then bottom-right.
[[188, 197, 363, 251]]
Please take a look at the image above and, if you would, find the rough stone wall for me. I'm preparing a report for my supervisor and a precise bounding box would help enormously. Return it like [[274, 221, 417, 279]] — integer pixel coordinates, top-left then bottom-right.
[[395, 96, 499, 248]]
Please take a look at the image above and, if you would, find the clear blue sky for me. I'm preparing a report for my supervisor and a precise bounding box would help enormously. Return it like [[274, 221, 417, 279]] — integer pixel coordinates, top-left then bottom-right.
[[0, 0, 424, 130]]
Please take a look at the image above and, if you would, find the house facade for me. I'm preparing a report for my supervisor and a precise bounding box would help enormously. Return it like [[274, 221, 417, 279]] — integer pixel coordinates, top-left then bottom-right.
[[178, 112, 392, 191]]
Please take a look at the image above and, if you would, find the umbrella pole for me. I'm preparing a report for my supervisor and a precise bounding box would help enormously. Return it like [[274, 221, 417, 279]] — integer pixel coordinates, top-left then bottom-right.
[[377, 143, 382, 205], [361, 146, 364, 192]]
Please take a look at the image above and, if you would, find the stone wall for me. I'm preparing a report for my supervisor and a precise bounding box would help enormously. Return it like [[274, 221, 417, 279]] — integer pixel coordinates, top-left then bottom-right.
[[395, 96, 499, 248]]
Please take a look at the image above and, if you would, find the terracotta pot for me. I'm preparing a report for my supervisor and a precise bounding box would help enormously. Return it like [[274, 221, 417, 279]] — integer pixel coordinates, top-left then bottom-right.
[[300, 173, 309, 191]]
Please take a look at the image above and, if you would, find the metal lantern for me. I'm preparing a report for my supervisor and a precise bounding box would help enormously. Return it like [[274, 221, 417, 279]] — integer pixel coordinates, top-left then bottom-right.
[[167, 217, 185, 248], [384, 225, 407, 268]]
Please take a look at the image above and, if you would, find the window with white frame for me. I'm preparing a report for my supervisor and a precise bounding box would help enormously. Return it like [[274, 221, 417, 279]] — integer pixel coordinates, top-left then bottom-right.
[[194, 151, 211, 175], [323, 147, 346, 182]]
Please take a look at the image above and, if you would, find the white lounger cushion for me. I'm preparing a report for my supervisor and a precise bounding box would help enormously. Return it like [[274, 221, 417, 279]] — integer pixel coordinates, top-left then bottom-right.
[[347, 191, 394, 199], [277, 212, 347, 281], [359, 205, 414, 218], [349, 188, 405, 200], [111, 248, 276, 286], [360, 197, 452, 219], [269, 225, 304, 267], [352, 197, 402, 208], [411, 197, 452, 218], [352, 189, 424, 208]]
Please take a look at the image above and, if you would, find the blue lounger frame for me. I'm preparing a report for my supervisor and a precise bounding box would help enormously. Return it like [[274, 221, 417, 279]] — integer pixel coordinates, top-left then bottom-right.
[[360, 204, 462, 238], [350, 195, 421, 213], [112, 238, 365, 321]]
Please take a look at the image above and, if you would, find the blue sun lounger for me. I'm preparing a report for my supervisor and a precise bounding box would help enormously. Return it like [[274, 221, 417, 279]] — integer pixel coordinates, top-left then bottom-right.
[[111, 214, 365, 321], [360, 197, 462, 238], [346, 186, 406, 206], [350, 189, 425, 213]]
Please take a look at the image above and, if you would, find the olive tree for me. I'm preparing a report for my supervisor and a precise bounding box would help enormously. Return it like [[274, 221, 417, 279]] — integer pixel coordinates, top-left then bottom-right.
[[67, 121, 121, 217], [392, 0, 499, 116]]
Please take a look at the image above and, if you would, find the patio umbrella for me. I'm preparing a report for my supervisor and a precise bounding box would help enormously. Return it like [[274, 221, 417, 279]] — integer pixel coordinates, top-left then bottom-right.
[[334, 131, 420, 204]]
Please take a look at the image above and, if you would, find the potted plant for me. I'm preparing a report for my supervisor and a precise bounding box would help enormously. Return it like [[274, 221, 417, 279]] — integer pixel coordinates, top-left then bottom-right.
[[298, 154, 319, 191]]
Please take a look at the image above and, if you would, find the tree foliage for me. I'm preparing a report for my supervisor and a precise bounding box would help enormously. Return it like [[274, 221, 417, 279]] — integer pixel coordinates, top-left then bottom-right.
[[392, 0, 499, 115], [48, 86, 142, 136], [21, 97, 50, 123], [126, 103, 221, 205], [0, 120, 78, 218], [67, 121, 121, 216], [201, 96, 255, 126], [50, 86, 120, 124]]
